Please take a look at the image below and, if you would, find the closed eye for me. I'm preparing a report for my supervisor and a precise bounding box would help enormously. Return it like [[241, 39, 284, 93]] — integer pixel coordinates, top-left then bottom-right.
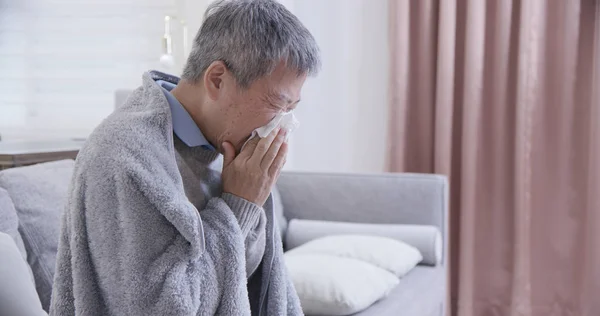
[[268, 92, 300, 111]]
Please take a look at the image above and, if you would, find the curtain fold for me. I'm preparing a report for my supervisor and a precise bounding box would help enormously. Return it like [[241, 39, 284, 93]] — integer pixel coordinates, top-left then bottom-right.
[[387, 1, 600, 315]]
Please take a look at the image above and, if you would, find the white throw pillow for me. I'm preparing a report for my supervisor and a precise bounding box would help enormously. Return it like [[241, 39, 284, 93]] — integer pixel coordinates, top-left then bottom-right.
[[286, 234, 423, 277], [284, 253, 398, 316], [0, 233, 48, 316]]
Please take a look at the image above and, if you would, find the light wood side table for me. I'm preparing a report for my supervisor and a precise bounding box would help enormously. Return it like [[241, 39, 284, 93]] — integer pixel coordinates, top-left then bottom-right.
[[0, 140, 85, 170]]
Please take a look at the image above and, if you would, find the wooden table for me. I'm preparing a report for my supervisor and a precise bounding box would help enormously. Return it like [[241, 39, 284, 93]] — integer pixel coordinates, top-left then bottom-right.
[[0, 140, 85, 170]]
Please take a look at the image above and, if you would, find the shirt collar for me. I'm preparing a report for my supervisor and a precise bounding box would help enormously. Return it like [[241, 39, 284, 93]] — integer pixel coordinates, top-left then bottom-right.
[[156, 80, 214, 150]]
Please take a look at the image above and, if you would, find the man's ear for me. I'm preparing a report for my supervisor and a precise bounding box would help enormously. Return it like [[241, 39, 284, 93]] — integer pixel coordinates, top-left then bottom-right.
[[203, 61, 228, 100]]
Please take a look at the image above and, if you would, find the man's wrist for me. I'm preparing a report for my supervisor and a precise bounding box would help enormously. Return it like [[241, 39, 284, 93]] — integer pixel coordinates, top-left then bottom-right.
[[221, 193, 264, 236]]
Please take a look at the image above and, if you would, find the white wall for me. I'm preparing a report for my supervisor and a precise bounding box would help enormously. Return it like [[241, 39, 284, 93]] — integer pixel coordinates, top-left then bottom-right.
[[285, 0, 390, 173]]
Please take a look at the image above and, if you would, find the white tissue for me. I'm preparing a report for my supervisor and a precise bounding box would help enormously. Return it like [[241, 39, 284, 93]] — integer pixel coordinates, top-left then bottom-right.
[[241, 112, 299, 150]]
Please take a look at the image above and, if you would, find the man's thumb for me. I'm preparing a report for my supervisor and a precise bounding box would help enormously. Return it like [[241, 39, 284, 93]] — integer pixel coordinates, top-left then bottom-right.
[[222, 142, 235, 166]]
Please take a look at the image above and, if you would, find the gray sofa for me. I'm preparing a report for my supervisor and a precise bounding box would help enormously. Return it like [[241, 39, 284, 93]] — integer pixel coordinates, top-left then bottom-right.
[[0, 159, 447, 316]]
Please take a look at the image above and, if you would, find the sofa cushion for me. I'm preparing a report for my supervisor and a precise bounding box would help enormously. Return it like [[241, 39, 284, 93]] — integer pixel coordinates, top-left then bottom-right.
[[285, 234, 423, 277], [350, 266, 445, 316], [0, 187, 28, 261], [0, 232, 48, 316], [0, 160, 75, 312], [286, 219, 442, 265], [285, 253, 399, 316]]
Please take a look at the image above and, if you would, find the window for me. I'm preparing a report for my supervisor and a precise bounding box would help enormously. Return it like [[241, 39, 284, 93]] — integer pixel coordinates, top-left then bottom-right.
[[0, 0, 178, 140]]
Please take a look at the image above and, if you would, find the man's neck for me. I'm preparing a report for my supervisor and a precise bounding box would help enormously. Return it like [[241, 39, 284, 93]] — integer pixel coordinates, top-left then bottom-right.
[[170, 82, 219, 150]]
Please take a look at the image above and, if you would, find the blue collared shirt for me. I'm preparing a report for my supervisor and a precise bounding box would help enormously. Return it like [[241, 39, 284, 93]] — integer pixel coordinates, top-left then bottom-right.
[[156, 80, 215, 150]]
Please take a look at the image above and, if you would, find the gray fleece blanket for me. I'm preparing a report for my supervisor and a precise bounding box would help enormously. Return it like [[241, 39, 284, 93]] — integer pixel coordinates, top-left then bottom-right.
[[49, 72, 303, 316]]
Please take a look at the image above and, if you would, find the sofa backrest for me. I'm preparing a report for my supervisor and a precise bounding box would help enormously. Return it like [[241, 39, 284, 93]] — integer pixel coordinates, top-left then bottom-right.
[[277, 172, 449, 265]]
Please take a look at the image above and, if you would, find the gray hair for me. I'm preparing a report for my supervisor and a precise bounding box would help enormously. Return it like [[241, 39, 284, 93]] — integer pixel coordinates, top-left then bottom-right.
[[181, 0, 321, 88]]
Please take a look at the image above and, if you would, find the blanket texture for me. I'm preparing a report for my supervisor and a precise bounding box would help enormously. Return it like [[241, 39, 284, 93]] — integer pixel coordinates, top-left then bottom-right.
[[49, 72, 303, 316]]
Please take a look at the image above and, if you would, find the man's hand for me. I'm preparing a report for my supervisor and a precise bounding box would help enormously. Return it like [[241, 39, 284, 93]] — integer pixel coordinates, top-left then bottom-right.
[[221, 128, 288, 206]]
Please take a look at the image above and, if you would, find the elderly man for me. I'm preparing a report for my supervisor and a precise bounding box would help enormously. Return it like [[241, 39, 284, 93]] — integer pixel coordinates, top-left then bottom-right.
[[49, 1, 320, 315]]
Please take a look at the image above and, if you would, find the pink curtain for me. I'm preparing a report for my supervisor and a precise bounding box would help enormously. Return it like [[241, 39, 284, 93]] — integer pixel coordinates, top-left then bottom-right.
[[387, 1, 600, 315]]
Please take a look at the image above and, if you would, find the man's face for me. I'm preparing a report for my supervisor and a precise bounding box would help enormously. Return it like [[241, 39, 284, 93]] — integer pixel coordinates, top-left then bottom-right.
[[212, 62, 306, 153]]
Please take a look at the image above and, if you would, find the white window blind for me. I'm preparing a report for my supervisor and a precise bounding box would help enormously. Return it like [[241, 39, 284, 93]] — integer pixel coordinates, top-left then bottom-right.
[[0, 0, 178, 140]]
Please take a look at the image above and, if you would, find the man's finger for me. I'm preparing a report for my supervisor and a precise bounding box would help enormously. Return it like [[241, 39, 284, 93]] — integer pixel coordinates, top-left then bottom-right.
[[274, 157, 287, 180], [222, 142, 236, 167], [269, 142, 288, 177], [251, 128, 279, 162], [261, 129, 286, 170], [238, 137, 260, 159]]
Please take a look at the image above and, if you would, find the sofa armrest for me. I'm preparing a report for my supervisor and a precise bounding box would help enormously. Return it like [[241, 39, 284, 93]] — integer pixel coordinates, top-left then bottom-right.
[[276, 172, 449, 263]]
